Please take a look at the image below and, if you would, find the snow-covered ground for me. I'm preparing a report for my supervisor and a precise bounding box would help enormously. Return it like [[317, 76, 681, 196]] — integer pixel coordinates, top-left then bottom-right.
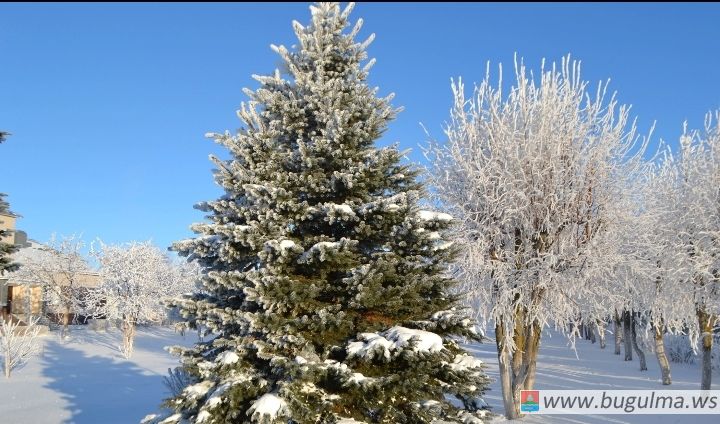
[[468, 332, 719, 424], [1, 326, 717, 424], [0, 325, 194, 424]]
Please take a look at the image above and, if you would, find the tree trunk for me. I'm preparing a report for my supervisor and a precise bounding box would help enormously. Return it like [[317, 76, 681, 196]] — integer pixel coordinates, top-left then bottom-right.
[[597, 320, 606, 349], [523, 320, 541, 391], [121, 319, 136, 359], [654, 325, 671, 385], [4, 353, 10, 378], [623, 310, 633, 361], [23, 285, 32, 325], [511, 307, 526, 380], [614, 312, 622, 355], [62, 304, 71, 338], [697, 309, 713, 390], [495, 321, 545, 420], [496, 321, 519, 419], [631, 313, 647, 371]]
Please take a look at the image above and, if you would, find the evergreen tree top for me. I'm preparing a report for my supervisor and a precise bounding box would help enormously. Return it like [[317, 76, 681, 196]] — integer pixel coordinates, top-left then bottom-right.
[[1, 131, 14, 214], [1, 131, 14, 215], [0, 194, 12, 215]]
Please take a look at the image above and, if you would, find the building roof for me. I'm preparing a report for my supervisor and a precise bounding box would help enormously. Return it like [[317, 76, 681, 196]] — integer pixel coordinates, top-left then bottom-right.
[[3, 241, 101, 287]]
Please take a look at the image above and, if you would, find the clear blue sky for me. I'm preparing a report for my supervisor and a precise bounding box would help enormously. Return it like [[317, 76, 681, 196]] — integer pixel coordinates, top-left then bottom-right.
[[1, 3, 719, 250]]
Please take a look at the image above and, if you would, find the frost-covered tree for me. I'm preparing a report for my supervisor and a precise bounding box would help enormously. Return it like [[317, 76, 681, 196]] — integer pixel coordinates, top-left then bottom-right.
[[598, 210, 653, 371], [615, 156, 693, 385], [10, 234, 93, 337], [1, 316, 42, 378], [425, 56, 650, 418], [649, 112, 720, 390], [89, 241, 198, 359], [147, 3, 491, 423]]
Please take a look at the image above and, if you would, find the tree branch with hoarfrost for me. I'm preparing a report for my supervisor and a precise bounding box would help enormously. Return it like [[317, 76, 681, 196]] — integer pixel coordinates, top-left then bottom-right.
[[1, 316, 42, 378], [645, 111, 720, 389], [610, 148, 699, 385], [424, 55, 650, 418], [88, 241, 198, 359], [10, 234, 94, 338]]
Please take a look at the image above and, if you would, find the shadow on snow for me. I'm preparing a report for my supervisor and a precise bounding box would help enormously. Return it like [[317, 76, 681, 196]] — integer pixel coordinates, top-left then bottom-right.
[[41, 338, 170, 424]]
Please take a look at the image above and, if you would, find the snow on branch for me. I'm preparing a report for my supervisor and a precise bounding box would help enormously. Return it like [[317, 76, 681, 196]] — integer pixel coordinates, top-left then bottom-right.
[[418, 210, 453, 223], [1, 317, 42, 378], [88, 241, 199, 358], [424, 54, 653, 348], [347, 326, 444, 361], [247, 393, 289, 423]]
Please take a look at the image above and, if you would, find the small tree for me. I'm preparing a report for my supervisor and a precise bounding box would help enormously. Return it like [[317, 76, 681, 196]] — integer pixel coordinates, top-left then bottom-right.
[[425, 56, 650, 418], [0, 316, 42, 378], [10, 234, 93, 337], [89, 241, 196, 358]]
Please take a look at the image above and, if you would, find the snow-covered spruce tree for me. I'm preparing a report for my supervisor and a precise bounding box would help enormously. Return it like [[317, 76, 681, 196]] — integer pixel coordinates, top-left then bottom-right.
[[1, 132, 20, 275], [0, 194, 19, 275], [425, 56, 650, 418], [150, 3, 490, 423]]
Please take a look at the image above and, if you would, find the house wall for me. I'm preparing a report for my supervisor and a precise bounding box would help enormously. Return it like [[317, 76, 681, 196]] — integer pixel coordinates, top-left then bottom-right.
[[2, 214, 102, 319], [5, 272, 101, 316], [9, 285, 43, 315]]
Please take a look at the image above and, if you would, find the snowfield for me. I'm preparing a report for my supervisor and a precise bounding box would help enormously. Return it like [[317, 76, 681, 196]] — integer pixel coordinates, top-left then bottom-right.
[[470, 332, 719, 424], [0, 326, 194, 424], [1, 326, 717, 424]]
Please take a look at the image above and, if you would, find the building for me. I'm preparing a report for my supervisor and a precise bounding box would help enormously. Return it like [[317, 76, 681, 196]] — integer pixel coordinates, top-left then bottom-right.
[[0, 211, 24, 319], [0, 212, 100, 322]]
